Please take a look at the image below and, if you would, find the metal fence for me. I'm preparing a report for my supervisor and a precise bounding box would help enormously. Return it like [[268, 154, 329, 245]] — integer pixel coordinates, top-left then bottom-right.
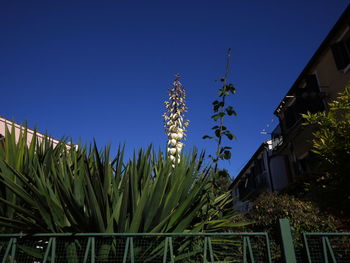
[[303, 233, 350, 263], [0, 220, 349, 263], [0, 232, 272, 263]]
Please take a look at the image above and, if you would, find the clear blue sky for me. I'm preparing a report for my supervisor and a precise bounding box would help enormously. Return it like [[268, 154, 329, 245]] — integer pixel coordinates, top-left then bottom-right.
[[1, 0, 348, 177]]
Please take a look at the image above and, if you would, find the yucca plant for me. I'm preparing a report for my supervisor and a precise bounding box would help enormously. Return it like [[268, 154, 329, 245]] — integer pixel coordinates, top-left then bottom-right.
[[0, 126, 247, 261], [0, 126, 243, 233]]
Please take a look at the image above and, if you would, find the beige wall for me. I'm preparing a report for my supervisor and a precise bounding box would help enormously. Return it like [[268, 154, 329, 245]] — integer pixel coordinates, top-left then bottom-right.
[[312, 49, 350, 100], [0, 116, 61, 148]]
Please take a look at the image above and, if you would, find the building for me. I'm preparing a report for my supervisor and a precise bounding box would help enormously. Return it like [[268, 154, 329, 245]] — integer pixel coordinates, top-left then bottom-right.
[[231, 140, 289, 212], [231, 4, 350, 211], [231, 141, 273, 212], [0, 116, 62, 148], [273, 4, 350, 181]]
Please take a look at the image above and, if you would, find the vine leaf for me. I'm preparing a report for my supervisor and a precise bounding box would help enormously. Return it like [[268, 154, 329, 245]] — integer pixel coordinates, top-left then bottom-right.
[[212, 114, 221, 121], [223, 131, 235, 140], [226, 106, 237, 116], [223, 150, 231, 160]]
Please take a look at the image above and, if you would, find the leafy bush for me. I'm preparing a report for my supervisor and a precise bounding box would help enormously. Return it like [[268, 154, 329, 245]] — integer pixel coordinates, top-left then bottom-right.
[[245, 192, 337, 260], [247, 192, 337, 243]]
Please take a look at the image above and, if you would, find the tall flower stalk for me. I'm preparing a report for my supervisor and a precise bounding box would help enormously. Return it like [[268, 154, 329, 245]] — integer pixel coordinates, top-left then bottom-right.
[[163, 74, 189, 166]]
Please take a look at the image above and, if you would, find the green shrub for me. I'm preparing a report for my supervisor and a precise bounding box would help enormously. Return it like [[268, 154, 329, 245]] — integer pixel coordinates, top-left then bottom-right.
[[245, 192, 337, 260], [248, 192, 337, 241]]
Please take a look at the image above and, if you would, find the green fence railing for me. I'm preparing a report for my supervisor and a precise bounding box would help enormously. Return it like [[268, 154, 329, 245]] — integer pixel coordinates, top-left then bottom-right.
[[303, 232, 350, 263], [1, 220, 349, 262], [0, 232, 272, 263]]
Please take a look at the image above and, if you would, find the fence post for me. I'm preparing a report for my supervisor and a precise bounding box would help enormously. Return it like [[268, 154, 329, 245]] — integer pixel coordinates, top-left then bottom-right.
[[279, 218, 297, 263]]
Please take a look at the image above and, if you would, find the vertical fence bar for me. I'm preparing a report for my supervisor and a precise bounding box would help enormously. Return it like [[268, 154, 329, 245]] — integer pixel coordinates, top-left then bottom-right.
[[129, 237, 134, 263], [168, 237, 174, 263], [91, 237, 95, 263], [207, 237, 214, 263], [303, 233, 312, 263], [243, 237, 255, 263], [322, 237, 336, 263], [322, 237, 329, 263], [163, 237, 168, 263], [122, 238, 129, 263], [51, 237, 56, 263], [243, 236, 246, 263], [9, 238, 16, 263], [123, 237, 134, 263], [43, 238, 57, 263], [279, 218, 297, 263], [43, 238, 53, 263], [2, 238, 13, 263], [163, 237, 174, 263], [264, 233, 272, 263], [83, 237, 92, 263], [203, 237, 214, 263]]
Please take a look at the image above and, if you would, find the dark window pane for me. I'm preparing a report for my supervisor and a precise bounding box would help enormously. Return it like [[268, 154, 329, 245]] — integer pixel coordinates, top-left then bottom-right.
[[331, 41, 350, 70]]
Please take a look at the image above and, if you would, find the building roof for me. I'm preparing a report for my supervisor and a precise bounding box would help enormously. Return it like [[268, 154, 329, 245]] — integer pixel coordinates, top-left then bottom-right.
[[273, 4, 350, 115]]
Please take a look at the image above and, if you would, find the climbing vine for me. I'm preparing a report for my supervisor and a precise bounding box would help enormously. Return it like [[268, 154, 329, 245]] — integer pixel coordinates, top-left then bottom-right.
[[203, 49, 237, 172]]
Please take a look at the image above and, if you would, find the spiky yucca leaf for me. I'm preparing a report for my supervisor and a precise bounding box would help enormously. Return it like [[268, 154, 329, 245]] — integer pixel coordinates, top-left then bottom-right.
[[0, 127, 244, 234]]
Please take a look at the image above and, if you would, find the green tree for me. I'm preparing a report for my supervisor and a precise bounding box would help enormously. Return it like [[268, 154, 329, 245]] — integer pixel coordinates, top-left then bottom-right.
[[302, 84, 350, 216]]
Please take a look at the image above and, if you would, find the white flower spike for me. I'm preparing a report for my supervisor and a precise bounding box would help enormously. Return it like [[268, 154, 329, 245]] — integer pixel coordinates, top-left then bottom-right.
[[163, 74, 189, 166]]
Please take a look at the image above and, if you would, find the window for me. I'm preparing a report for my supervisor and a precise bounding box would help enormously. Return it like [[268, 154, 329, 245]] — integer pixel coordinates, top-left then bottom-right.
[[331, 29, 350, 70], [284, 75, 325, 130]]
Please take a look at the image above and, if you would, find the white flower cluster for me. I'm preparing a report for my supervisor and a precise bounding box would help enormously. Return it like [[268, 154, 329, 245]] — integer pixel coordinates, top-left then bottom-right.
[[163, 76, 189, 166]]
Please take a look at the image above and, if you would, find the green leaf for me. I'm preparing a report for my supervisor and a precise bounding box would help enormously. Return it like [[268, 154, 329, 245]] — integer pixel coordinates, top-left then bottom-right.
[[218, 88, 229, 97], [227, 83, 236, 94], [212, 114, 221, 121], [226, 106, 237, 116], [202, 135, 213, 139], [223, 150, 231, 160], [224, 131, 236, 140]]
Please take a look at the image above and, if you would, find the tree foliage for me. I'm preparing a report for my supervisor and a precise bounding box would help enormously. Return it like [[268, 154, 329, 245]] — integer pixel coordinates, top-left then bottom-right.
[[302, 84, 350, 216]]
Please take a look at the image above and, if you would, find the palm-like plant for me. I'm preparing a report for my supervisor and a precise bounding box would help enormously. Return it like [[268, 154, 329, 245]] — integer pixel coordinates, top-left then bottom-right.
[[0, 126, 243, 234]]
